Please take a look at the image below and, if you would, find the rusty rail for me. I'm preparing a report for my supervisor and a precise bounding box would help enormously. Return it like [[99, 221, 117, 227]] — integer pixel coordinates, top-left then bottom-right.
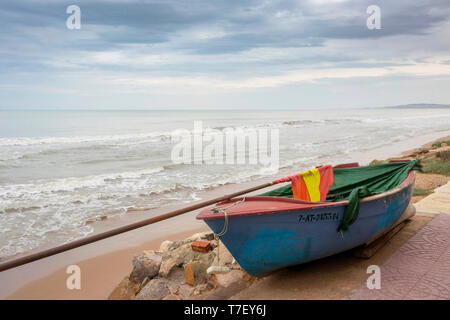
[[0, 181, 274, 272]]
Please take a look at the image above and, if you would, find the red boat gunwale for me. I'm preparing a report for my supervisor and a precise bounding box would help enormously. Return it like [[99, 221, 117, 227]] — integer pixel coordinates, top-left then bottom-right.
[[196, 170, 416, 221]]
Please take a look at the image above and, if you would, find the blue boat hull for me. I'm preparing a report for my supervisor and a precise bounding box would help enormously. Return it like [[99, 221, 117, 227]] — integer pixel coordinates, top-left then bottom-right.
[[202, 178, 414, 277]]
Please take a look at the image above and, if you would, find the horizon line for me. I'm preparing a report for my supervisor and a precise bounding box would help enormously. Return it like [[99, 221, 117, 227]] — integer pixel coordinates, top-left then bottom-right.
[[1, 103, 449, 111]]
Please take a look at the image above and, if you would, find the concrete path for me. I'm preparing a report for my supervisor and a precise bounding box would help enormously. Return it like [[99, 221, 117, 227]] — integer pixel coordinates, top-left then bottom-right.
[[415, 181, 450, 214], [346, 213, 450, 299], [347, 180, 450, 300], [347, 181, 450, 300]]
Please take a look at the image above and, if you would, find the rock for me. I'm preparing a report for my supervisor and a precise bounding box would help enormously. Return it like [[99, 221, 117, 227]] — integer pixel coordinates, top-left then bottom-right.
[[168, 240, 184, 250], [117, 231, 245, 301], [209, 269, 247, 288], [170, 244, 192, 266], [167, 266, 186, 282], [170, 241, 216, 267], [164, 267, 185, 294], [166, 232, 214, 251], [159, 240, 173, 252], [184, 261, 208, 286], [201, 232, 215, 241], [185, 231, 215, 242], [192, 283, 213, 296], [184, 262, 196, 286], [177, 284, 195, 298], [162, 294, 181, 300], [108, 277, 140, 300], [167, 281, 180, 295], [134, 278, 170, 300], [140, 277, 150, 289], [130, 250, 163, 283], [159, 257, 177, 277]]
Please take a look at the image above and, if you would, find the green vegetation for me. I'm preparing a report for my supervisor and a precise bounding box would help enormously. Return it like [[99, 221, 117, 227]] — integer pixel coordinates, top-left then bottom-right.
[[432, 140, 450, 148], [421, 156, 450, 176], [413, 188, 434, 197], [369, 159, 384, 166], [436, 150, 450, 161]]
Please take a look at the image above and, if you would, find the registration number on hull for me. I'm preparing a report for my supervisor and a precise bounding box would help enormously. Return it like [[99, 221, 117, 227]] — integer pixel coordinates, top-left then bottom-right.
[[298, 212, 339, 223]]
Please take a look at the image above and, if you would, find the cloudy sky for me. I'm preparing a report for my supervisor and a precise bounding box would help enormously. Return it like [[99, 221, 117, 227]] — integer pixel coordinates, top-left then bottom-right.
[[1, 0, 450, 109]]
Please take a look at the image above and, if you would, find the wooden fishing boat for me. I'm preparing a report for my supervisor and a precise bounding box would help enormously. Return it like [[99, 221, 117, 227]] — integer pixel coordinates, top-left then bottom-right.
[[197, 161, 417, 277]]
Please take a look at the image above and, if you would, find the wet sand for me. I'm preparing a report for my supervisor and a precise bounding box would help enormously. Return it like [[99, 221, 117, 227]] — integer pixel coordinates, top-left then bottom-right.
[[2, 130, 450, 299]]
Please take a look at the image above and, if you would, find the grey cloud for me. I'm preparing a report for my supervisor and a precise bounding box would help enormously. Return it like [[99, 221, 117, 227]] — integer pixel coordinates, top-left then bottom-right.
[[2, 0, 449, 50], [0, 0, 449, 77]]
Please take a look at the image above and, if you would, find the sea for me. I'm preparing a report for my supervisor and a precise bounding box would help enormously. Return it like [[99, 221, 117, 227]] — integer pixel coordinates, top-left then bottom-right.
[[1, 108, 449, 259]]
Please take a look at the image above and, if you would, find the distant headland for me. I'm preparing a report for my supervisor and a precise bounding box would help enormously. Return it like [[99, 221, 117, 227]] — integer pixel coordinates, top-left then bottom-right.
[[384, 103, 450, 109]]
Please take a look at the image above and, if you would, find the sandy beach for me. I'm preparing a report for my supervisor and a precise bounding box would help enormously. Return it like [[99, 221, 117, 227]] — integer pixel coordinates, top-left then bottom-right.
[[2, 130, 450, 300]]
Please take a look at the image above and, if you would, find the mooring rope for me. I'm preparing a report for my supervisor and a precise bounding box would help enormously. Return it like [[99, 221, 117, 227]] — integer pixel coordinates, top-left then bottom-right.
[[211, 197, 246, 266], [212, 197, 246, 237]]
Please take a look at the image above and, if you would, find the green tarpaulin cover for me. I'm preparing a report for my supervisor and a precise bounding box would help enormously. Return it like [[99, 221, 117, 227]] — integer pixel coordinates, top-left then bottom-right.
[[259, 160, 421, 232]]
